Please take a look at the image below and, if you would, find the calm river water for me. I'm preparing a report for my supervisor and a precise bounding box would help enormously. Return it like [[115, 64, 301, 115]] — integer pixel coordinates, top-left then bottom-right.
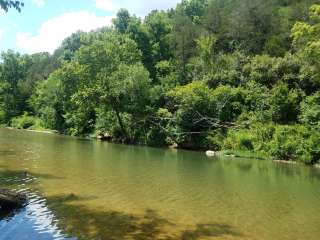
[[0, 128, 320, 240]]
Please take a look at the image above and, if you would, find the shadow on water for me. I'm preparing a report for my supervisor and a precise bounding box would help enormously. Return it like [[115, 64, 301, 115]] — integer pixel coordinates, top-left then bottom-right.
[[45, 194, 242, 240], [0, 169, 65, 187]]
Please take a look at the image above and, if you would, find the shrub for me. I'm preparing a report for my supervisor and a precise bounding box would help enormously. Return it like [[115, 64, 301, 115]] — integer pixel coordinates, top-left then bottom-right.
[[267, 125, 319, 164], [222, 124, 320, 164], [10, 112, 44, 130], [223, 128, 255, 151], [207, 129, 226, 151]]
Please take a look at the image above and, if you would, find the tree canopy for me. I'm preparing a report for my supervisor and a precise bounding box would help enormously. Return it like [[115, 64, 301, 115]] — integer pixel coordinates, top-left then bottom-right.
[[0, 0, 23, 12]]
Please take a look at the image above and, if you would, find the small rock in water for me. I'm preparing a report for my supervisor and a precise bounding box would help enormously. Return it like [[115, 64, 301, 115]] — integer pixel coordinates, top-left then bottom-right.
[[206, 150, 216, 157]]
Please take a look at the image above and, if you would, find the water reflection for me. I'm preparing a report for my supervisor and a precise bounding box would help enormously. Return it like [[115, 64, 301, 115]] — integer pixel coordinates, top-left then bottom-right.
[[45, 194, 241, 240]]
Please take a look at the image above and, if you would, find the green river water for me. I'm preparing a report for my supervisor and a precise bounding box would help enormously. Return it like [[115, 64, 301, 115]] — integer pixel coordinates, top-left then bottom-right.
[[0, 128, 320, 240]]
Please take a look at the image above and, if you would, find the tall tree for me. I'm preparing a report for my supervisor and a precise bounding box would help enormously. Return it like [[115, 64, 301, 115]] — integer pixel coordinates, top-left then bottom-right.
[[0, 0, 23, 12]]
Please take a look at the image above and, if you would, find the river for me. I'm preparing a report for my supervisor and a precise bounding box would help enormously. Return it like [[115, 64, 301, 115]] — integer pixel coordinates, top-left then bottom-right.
[[0, 128, 320, 240]]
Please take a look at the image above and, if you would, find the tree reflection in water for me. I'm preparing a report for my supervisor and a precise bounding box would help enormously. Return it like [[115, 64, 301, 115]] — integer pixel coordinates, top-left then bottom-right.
[[46, 194, 242, 240]]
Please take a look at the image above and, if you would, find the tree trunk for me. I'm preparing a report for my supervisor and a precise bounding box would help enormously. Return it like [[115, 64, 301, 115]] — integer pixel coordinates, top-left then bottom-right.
[[115, 110, 128, 142]]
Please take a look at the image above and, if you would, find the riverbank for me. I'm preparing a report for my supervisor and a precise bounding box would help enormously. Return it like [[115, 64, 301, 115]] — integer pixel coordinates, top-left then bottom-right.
[[3, 126, 318, 168], [5, 127, 58, 135]]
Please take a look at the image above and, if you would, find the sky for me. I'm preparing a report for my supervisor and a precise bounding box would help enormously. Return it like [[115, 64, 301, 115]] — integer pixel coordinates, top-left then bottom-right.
[[0, 0, 180, 54]]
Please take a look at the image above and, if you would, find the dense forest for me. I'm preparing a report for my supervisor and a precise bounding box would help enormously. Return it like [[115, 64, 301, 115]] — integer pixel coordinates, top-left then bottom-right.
[[1, 0, 320, 164]]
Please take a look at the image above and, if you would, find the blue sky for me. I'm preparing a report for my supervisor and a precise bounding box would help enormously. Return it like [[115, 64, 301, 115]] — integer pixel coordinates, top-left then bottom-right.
[[0, 0, 180, 54]]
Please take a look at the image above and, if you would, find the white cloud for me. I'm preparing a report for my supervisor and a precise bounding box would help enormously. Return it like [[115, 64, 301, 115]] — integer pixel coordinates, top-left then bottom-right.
[[95, 0, 119, 12], [32, 0, 45, 7], [94, 0, 181, 16], [16, 11, 113, 54]]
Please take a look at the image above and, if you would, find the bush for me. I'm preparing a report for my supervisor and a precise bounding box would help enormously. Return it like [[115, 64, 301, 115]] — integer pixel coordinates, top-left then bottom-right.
[[11, 113, 44, 130], [267, 125, 316, 164], [223, 128, 255, 151], [222, 124, 320, 164], [207, 129, 226, 151]]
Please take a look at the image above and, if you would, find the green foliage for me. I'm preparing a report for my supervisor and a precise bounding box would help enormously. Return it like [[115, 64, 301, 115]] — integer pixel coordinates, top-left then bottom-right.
[[270, 82, 303, 123], [0, 48, 59, 126], [55, 31, 84, 61], [223, 124, 320, 164], [243, 55, 280, 87], [146, 108, 174, 147], [10, 112, 43, 130], [2, 1, 320, 165], [224, 129, 255, 151], [0, 0, 23, 12], [267, 125, 319, 164], [145, 10, 172, 65], [264, 36, 289, 57], [300, 92, 320, 126], [113, 9, 131, 34], [167, 81, 212, 149], [167, 82, 245, 149], [206, 129, 225, 151], [291, 4, 320, 90], [30, 72, 64, 131]]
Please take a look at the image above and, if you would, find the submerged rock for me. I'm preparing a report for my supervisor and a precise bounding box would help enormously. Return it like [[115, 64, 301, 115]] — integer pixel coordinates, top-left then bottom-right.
[[0, 189, 27, 210]]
